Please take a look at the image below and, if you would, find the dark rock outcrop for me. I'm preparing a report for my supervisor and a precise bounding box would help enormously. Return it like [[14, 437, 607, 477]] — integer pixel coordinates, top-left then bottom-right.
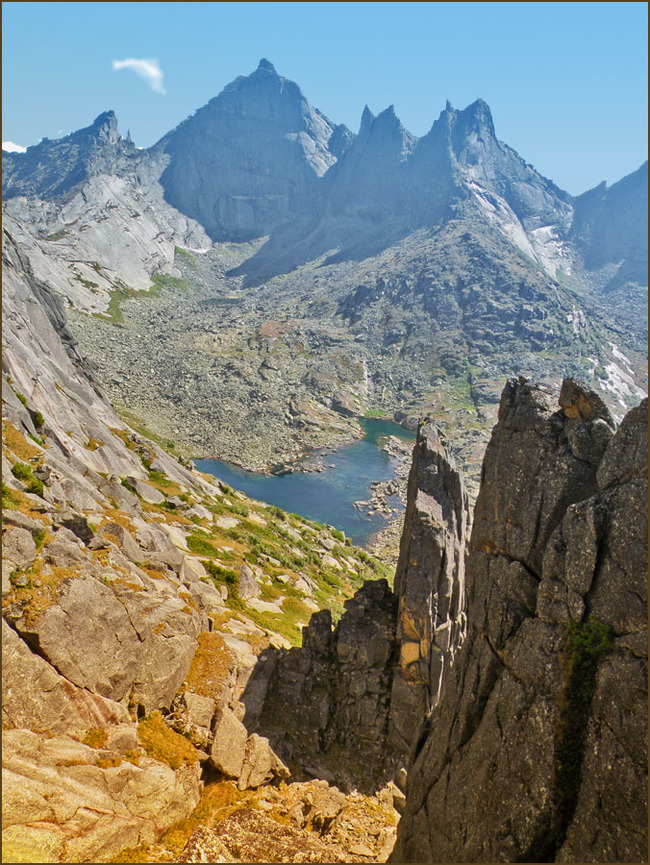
[[254, 579, 399, 791], [388, 420, 469, 755], [393, 380, 647, 863]]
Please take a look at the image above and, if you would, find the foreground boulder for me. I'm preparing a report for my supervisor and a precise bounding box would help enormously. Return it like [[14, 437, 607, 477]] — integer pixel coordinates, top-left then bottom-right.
[[2, 728, 202, 864], [393, 381, 647, 863]]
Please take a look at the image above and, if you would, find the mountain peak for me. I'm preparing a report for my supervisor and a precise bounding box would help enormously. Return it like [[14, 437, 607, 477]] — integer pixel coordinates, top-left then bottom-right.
[[257, 58, 277, 74], [359, 105, 375, 136], [461, 98, 495, 137], [88, 110, 119, 144]]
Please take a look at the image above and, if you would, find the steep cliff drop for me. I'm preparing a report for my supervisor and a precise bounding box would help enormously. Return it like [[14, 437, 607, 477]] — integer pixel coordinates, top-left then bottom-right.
[[388, 420, 469, 756], [392, 379, 648, 863]]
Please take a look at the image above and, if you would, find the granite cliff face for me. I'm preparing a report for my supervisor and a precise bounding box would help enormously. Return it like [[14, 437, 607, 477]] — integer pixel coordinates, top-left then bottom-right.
[[388, 421, 469, 755], [393, 380, 648, 863], [157, 59, 347, 241]]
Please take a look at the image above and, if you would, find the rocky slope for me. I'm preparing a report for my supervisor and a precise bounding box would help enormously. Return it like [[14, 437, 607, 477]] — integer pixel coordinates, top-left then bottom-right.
[[393, 379, 648, 863], [2, 226, 402, 862]]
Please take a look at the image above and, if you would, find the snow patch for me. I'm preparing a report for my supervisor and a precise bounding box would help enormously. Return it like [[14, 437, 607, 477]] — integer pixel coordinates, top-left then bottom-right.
[[529, 225, 574, 278], [600, 358, 647, 415], [469, 181, 539, 262], [2, 141, 26, 153]]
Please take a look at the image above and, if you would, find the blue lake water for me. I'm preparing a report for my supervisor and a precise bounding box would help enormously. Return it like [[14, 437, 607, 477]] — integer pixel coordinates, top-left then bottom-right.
[[195, 418, 415, 546]]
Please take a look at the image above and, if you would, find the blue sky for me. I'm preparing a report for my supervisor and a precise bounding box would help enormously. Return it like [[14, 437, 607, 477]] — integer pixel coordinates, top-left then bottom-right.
[[2, 1, 647, 195]]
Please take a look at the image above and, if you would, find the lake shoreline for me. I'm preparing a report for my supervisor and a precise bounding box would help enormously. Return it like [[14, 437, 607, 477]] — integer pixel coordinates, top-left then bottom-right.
[[195, 419, 415, 549]]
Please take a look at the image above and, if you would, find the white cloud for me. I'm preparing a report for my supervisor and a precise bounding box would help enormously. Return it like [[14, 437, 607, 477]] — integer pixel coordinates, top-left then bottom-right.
[[2, 141, 27, 153], [112, 58, 166, 94]]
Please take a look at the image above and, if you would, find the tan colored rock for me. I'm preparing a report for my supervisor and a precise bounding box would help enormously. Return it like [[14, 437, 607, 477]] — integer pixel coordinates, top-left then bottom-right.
[[126, 476, 165, 504], [99, 521, 142, 564], [2, 526, 37, 570], [183, 691, 216, 728], [2, 728, 202, 863], [180, 808, 361, 863], [237, 733, 290, 790], [2, 619, 129, 734], [180, 555, 208, 583], [1, 823, 66, 864], [238, 562, 261, 600], [210, 706, 248, 777], [16, 575, 202, 713]]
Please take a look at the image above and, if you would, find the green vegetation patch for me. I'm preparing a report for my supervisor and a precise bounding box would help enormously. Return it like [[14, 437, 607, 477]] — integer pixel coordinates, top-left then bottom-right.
[[202, 559, 238, 586], [175, 246, 197, 268], [552, 618, 615, 841], [2, 482, 20, 510], [10, 462, 43, 497], [187, 530, 221, 557], [150, 273, 191, 292]]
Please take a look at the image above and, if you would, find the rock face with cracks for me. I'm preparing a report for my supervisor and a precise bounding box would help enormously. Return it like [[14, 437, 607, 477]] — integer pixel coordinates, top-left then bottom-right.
[[392, 379, 647, 863], [388, 419, 469, 755]]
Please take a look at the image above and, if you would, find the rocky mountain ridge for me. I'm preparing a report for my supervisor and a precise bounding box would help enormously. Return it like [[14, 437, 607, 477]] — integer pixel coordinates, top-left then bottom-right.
[[2, 61, 646, 501], [394, 379, 647, 863]]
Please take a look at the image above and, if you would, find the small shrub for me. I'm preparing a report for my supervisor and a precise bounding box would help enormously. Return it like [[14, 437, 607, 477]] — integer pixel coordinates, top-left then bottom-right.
[[11, 462, 32, 481], [2, 482, 19, 510], [96, 755, 122, 769], [33, 411, 45, 428], [83, 728, 109, 749], [202, 559, 237, 585], [123, 749, 141, 766], [26, 477, 44, 497], [14, 391, 27, 406]]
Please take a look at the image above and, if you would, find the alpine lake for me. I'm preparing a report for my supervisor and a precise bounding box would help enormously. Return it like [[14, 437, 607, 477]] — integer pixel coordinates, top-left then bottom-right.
[[195, 418, 415, 546]]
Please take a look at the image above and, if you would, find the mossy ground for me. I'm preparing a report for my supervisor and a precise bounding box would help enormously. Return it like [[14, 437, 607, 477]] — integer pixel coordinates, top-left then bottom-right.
[[137, 711, 200, 770], [181, 632, 233, 700]]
